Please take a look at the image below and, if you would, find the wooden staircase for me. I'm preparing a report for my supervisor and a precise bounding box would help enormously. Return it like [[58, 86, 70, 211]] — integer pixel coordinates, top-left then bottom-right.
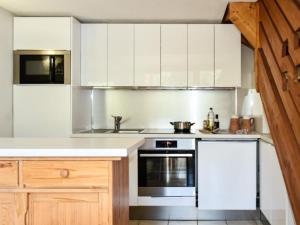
[[224, 1, 300, 225]]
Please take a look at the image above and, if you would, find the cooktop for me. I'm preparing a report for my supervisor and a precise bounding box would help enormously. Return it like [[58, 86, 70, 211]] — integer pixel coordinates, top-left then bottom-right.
[[140, 129, 195, 134]]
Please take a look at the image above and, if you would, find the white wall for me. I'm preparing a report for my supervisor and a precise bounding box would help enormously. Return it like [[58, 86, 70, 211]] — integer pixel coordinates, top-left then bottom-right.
[[92, 89, 235, 130], [237, 44, 269, 133], [0, 7, 13, 137]]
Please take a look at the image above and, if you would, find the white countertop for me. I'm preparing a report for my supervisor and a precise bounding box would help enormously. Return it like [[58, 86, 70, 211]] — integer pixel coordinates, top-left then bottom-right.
[[72, 129, 261, 140], [0, 137, 145, 157]]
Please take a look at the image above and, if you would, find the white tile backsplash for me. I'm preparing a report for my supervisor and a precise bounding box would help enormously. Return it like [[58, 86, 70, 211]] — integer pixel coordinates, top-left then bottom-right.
[[92, 89, 236, 130]]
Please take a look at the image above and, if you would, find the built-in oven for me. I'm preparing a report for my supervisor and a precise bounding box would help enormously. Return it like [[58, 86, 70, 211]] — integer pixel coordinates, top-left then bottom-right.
[[138, 139, 196, 197], [14, 50, 71, 84]]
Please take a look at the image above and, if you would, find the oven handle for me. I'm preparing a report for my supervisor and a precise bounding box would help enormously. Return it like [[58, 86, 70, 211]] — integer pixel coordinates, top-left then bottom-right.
[[139, 154, 193, 158]]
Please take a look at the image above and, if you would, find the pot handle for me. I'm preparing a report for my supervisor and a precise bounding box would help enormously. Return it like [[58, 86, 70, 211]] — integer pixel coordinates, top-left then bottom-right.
[[170, 122, 174, 125], [190, 123, 195, 126]]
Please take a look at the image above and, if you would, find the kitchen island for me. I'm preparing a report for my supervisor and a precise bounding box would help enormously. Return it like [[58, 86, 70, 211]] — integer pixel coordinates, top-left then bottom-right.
[[0, 137, 144, 225]]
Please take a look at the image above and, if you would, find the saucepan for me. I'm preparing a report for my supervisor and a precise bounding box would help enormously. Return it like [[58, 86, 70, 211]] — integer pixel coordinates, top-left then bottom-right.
[[170, 121, 195, 132]]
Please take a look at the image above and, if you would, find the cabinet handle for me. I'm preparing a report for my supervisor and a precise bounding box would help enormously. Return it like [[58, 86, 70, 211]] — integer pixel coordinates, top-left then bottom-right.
[[60, 169, 70, 178]]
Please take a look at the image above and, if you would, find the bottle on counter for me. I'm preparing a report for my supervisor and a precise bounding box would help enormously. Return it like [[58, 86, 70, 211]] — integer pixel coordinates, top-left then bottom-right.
[[214, 114, 220, 130], [207, 107, 215, 131]]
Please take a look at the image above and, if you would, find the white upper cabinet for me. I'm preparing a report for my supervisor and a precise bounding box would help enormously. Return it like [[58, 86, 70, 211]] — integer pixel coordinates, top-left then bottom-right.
[[81, 24, 108, 86], [134, 24, 161, 87], [14, 17, 71, 50], [188, 24, 214, 87], [214, 24, 241, 87], [108, 24, 134, 86], [161, 24, 188, 87]]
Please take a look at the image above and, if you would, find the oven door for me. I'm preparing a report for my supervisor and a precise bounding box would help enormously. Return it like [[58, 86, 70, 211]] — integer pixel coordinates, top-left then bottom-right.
[[138, 150, 195, 197]]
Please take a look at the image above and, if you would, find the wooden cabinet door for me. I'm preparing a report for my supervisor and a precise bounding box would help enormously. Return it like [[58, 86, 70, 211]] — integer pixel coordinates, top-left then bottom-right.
[[81, 24, 108, 86], [108, 24, 134, 86], [214, 24, 241, 87], [188, 24, 214, 87], [28, 193, 109, 225], [161, 24, 188, 87], [0, 193, 27, 225]]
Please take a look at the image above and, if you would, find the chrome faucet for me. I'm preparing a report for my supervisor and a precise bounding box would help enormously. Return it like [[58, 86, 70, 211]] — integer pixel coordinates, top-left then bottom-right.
[[112, 115, 122, 132]]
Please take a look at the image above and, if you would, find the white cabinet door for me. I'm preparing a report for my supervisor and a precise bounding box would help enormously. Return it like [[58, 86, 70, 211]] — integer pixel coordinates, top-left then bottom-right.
[[198, 141, 257, 210], [260, 141, 273, 223], [13, 85, 71, 137], [134, 24, 160, 87], [81, 24, 108, 86], [188, 24, 214, 87], [270, 144, 286, 225], [260, 141, 286, 225], [215, 24, 241, 87], [14, 17, 71, 50], [108, 24, 134, 86], [161, 24, 187, 87]]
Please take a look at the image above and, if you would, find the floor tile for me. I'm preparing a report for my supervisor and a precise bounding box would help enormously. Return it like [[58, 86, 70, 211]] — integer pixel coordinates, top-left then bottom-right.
[[129, 220, 139, 225], [169, 221, 197, 225], [198, 221, 227, 225], [226, 221, 257, 225], [139, 220, 168, 225]]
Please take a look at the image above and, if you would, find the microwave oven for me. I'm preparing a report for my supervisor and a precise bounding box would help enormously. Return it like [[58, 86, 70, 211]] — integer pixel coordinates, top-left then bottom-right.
[[13, 50, 71, 84]]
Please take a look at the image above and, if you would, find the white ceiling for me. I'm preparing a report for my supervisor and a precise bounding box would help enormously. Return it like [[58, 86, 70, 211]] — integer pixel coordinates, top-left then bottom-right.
[[0, 0, 256, 23]]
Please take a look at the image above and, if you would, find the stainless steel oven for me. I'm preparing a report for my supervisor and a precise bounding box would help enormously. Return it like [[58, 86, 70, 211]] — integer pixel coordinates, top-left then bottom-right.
[[138, 139, 196, 197], [14, 50, 71, 84]]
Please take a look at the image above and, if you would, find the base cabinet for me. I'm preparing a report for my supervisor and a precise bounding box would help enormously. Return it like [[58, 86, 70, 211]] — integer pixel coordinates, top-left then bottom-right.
[[28, 193, 103, 225], [197, 140, 257, 210], [0, 193, 27, 225], [0, 159, 129, 225], [260, 140, 296, 225]]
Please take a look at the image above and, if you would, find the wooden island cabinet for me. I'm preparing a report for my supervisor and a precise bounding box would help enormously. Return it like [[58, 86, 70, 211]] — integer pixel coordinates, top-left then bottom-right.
[[0, 158, 129, 225]]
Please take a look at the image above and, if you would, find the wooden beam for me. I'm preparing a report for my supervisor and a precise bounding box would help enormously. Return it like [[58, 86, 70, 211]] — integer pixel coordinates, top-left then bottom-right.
[[223, 2, 257, 48], [276, 0, 300, 32]]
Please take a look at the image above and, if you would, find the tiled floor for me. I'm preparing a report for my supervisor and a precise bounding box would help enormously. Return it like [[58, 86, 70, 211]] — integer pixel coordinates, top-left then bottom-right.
[[130, 220, 263, 225]]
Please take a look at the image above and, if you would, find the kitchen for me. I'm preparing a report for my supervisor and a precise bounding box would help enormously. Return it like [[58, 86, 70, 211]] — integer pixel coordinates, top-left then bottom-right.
[[0, 1, 299, 225]]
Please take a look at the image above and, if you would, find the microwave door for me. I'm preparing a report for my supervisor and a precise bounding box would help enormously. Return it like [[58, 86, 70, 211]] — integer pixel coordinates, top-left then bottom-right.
[[52, 55, 64, 84], [20, 55, 52, 84]]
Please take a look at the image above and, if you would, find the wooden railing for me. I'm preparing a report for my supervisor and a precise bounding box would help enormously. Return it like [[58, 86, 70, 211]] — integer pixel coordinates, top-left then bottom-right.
[[224, 1, 300, 225]]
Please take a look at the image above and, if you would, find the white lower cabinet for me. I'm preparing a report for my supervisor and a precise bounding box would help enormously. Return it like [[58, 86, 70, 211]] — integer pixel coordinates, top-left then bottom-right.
[[197, 140, 257, 210], [260, 140, 296, 225], [13, 85, 71, 137]]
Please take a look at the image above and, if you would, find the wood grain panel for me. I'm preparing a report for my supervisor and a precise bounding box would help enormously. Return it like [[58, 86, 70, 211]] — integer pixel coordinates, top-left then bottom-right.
[[276, 0, 300, 32], [260, 2, 300, 108], [0, 161, 18, 188], [224, 2, 257, 48], [0, 193, 27, 225], [262, 0, 300, 66], [28, 193, 100, 225], [260, 25, 300, 146], [22, 161, 111, 188]]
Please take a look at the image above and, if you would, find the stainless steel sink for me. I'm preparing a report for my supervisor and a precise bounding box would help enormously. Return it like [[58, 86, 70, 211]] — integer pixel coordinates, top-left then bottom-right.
[[80, 129, 114, 134], [113, 129, 144, 134], [80, 129, 144, 134]]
